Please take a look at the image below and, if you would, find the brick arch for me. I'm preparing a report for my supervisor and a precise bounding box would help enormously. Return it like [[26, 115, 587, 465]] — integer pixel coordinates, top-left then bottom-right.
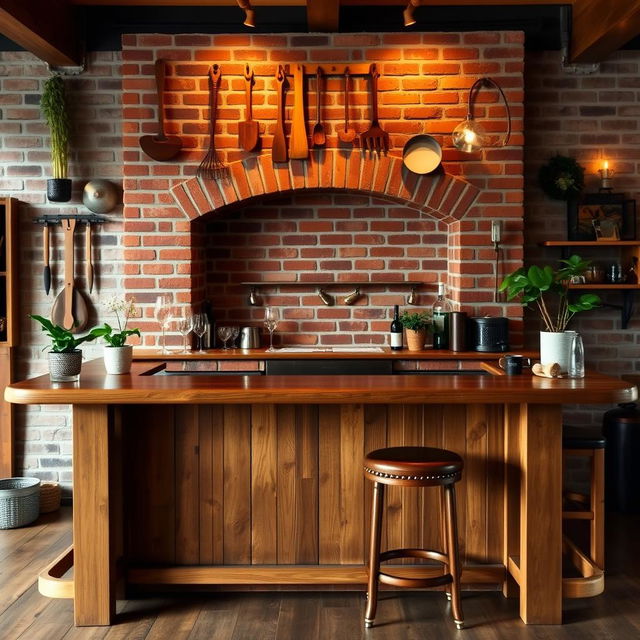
[[170, 150, 480, 225]]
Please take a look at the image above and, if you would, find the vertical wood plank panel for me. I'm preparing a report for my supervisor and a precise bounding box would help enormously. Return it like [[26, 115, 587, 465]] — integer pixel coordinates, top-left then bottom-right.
[[503, 403, 521, 597], [486, 404, 505, 564], [297, 405, 319, 563], [198, 405, 214, 564], [175, 406, 200, 565], [252, 404, 278, 564], [385, 405, 403, 556], [319, 405, 341, 564], [223, 405, 251, 564], [400, 405, 422, 556], [211, 406, 225, 564], [421, 404, 444, 552], [277, 405, 296, 564], [465, 404, 488, 563]]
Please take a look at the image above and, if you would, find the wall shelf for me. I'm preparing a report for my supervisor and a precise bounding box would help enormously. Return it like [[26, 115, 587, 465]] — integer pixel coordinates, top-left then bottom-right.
[[241, 281, 425, 287]]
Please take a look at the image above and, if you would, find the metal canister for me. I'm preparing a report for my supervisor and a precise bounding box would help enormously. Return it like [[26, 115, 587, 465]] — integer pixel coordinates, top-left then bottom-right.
[[449, 311, 467, 352], [240, 326, 261, 349]]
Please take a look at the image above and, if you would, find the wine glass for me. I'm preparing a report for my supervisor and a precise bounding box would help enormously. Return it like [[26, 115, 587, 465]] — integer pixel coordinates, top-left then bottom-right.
[[230, 326, 240, 349], [217, 326, 233, 350], [154, 294, 171, 353], [192, 313, 206, 353], [177, 308, 193, 353], [264, 307, 279, 352]]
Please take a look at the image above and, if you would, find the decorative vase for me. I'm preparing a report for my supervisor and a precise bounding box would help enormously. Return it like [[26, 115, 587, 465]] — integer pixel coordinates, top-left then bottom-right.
[[47, 178, 72, 203], [103, 345, 133, 375], [539, 331, 575, 373], [405, 328, 426, 352], [48, 350, 82, 382]]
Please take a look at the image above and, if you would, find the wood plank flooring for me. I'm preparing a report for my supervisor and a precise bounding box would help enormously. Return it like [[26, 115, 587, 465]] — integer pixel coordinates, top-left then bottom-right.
[[1, 507, 640, 639]]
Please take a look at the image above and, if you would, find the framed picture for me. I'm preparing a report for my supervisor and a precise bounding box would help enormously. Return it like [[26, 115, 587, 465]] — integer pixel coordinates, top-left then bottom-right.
[[567, 193, 636, 241]]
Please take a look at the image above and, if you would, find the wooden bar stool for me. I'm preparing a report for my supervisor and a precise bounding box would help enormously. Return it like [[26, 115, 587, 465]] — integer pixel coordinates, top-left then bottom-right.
[[562, 426, 605, 571], [363, 446, 464, 630]]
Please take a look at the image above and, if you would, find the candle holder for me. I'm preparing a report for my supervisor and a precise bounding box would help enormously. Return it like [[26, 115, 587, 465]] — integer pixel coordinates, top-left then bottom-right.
[[598, 162, 614, 191]]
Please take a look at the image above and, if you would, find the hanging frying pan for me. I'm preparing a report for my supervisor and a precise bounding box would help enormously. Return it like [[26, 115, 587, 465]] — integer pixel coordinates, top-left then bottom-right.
[[402, 134, 442, 175]]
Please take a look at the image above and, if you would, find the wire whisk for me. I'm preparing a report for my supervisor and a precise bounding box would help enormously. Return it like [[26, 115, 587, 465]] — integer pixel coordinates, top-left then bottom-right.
[[197, 64, 230, 182]]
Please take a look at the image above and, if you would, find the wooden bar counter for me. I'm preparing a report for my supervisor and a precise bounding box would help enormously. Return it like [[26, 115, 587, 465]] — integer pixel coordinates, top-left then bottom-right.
[[5, 353, 636, 627]]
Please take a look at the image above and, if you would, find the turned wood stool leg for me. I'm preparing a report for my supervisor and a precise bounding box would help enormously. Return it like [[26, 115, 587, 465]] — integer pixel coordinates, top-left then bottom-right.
[[444, 484, 464, 629], [365, 481, 385, 628], [440, 487, 452, 601]]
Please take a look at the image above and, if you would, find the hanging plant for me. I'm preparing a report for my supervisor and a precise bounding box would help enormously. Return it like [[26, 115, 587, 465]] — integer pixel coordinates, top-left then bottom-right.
[[538, 155, 585, 201], [41, 75, 70, 180]]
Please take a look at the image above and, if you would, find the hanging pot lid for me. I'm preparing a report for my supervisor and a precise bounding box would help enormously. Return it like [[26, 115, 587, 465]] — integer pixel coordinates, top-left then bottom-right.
[[82, 179, 119, 214], [402, 135, 443, 175]]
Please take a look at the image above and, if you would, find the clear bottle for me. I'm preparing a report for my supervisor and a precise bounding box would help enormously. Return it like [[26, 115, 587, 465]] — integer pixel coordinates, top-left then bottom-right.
[[390, 305, 403, 351], [432, 283, 452, 349], [568, 332, 585, 379]]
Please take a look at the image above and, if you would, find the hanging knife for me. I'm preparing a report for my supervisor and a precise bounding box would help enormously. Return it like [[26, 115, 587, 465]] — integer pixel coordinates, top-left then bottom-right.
[[43, 222, 51, 295], [85, 223, 93, 294]]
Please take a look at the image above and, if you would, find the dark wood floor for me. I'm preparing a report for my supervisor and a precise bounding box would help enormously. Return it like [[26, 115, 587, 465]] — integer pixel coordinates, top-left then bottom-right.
[[1, 507, 640, 639]]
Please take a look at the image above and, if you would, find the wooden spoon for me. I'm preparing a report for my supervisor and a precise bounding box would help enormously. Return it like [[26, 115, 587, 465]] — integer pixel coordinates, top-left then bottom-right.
[[312, 68, 326, 148], [272, 65, 288, 163], [289, 64, 309, 160], [338, 67, 356, 143], [139, 59, 182, 162], [238, 63, 259, 152]]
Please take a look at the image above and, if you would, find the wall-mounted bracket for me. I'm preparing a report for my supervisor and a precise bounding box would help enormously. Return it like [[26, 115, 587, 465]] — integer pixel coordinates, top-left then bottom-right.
[[33, 214, 109, 226]]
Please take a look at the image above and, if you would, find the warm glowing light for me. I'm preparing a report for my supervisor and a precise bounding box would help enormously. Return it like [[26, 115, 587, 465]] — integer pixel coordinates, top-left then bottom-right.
[[463, 128, 476, 144], [604, 160, 609, 170]]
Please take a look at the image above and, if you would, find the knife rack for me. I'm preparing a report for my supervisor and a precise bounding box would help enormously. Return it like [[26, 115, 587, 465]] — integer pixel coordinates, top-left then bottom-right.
[[33, 214, 109, 227], [283, 64, 373, 78]]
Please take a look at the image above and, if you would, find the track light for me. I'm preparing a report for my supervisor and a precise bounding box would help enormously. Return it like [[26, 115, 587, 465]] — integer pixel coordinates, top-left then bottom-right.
[[452, 77, 511, 153], [403, 1, 420, 27], [236, 0, 256, 28]]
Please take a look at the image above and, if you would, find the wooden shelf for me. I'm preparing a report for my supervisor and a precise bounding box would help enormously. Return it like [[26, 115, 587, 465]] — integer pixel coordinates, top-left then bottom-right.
[[569, 284, 640, 290], [242, 280, 425, 287], [540, 241, 640, 247]]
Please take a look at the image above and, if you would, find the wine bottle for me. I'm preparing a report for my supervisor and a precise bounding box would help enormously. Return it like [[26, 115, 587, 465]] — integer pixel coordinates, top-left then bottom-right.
[[432, 283, 452, 349], [390, 305, 403, 351]]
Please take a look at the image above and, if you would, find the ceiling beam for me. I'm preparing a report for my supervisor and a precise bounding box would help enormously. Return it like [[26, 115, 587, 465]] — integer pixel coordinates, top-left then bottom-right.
[[571, 0, 640, 62], [0, 0, 80, 66], [306, 0, 339, 31]]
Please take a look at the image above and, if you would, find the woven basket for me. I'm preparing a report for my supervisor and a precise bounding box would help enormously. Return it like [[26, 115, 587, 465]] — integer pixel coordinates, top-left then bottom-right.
[[0, 477, 41, 529], [39, 482, 61, 514]]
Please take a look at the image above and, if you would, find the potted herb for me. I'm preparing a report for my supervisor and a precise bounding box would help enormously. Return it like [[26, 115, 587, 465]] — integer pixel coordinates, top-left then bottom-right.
[[499, 255, 600, 371], [538, 155, 585, 201], [41, 75, 71, 202], [399, 310, 431, 352], [89, 296, 140, 374], [31, 315, 96, 382]]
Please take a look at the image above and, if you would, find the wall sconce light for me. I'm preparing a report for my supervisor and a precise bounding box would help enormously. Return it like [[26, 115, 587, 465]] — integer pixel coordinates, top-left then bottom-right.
[[452, 77, 511, 153], [491, 220, 502, 302], [407, 287, 418, 305], [344, 288, 363, 305], [598, 160, 614, 191], [403, 0, 420, 27], [248, 287, 260, 306], [236, 0, 256, 28], [318, 288, 334, 306]]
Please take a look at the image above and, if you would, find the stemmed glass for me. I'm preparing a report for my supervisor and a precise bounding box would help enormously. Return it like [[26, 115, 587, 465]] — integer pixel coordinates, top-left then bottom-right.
[[177, 308, 193, 353], [154, 294, 171, 353], [192, 313, 206, 353], [230, 326, 240, 349], [217, 326, 233, 350], [264, 307, 279, 352]]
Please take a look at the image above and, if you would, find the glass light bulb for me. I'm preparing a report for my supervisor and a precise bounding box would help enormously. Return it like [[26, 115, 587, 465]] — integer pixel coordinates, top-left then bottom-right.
[[452, 117, 486, 153]]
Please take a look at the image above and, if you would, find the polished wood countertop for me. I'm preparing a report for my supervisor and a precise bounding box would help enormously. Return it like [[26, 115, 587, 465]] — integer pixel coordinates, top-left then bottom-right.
[[5, 359, 636, 406]]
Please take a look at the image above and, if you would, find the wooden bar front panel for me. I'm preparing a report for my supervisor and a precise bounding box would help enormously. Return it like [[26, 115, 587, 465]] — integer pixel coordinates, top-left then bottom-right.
[[124, 403, 504, 568]]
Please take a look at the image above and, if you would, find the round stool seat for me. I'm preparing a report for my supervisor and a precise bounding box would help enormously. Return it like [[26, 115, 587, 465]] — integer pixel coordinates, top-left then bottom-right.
[[563, 425, 606, 450], [364, 446, 463, 487]]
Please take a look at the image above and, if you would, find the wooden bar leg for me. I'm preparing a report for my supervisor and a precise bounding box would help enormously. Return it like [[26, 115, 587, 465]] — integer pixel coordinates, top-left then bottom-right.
[[592, 449, 605, 570], [503, 403, 520, 598], [519, 404, 562, 624], [73, 405, 115, 626], [364, 481, 384, 628], [444, 484, 464, 630], [440, 486, 451, 600]]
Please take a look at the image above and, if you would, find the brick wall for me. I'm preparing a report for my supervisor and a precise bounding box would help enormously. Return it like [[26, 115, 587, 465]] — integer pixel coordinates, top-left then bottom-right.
[[121, 32, 525, 345], [525, 49, 640, 428], [0, 51, 123, 492]]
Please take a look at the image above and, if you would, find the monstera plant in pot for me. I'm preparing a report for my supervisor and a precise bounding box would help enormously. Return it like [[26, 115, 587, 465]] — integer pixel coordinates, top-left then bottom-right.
[[41, 75, 71, 202], [499, 255, 600, 372], [31, 315, 96, 382], [90, 296, 140, 374]]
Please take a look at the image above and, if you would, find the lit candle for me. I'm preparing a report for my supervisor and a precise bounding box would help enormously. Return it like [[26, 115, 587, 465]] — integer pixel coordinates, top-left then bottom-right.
[[599, 160, 613, 190], [602, 161, 609, 178]]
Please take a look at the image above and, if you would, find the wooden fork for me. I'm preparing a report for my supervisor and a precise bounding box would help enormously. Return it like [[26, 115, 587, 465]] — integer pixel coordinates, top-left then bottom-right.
[[360, 63, 389, 154]]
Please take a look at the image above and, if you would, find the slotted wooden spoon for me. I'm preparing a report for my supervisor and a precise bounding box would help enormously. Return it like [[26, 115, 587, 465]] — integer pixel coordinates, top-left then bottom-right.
[[312, 68, 326, 148]]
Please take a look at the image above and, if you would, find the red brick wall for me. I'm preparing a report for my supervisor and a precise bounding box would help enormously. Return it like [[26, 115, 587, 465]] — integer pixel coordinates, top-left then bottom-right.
[[121, 32, 525, 346], [526, 50, 640, 426]]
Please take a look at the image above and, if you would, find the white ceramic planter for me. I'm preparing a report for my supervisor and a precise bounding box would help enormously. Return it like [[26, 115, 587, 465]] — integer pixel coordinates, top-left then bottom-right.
[[539, 331, 575, 373], [103, 345, 133, 375]]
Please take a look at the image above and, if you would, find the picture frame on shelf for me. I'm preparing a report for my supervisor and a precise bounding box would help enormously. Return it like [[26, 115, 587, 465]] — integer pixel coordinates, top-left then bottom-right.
[[567, 193, 636, 241]]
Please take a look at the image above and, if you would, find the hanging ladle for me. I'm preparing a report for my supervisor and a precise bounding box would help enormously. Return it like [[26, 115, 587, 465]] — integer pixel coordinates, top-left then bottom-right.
[[312, 68, 326, 148], [338, 67, 356, 143]]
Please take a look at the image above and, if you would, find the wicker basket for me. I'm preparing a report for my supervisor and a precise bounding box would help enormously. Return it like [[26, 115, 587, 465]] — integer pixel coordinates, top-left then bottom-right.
[[0, 477, 41, 529], [39, 482, 61, 514]]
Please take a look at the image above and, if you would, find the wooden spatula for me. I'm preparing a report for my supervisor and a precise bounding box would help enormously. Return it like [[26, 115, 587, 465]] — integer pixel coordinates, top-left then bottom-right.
[[238, 63, 259, 152], [289, 64, 308, 159], [272, 65, 288, 163]]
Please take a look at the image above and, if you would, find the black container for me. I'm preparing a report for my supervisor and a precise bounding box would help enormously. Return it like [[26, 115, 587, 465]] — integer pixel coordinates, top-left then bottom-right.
[[469, 316, 509, 352], [449, 311, 467, 352], [603, 403, 640, 514], [47, 178, 72, 203]]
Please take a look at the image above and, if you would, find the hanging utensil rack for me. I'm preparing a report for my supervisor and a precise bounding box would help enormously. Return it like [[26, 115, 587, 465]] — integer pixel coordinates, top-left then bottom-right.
[[33, 214, 109, 226]]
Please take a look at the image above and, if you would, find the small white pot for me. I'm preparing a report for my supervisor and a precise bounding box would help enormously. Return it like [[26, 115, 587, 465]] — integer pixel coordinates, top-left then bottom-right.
[[103, 345, 133, 375], [539, 331, 575, 373]]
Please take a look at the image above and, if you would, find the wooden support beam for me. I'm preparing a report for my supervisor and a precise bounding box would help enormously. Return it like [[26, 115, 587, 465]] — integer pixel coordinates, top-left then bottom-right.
[[0, 0, 80, 66], [306, 0, 339, 31], [571, 0, 640, 63]]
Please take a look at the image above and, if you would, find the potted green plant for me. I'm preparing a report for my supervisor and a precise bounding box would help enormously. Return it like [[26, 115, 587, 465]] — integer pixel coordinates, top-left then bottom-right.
[[538, 155, 585, 201], [30, 315, 96, 382], [89, 296, 140, 374], [399, 310, 431, 352], [499, 255, 600, 371], [41, 75, 71, 202]]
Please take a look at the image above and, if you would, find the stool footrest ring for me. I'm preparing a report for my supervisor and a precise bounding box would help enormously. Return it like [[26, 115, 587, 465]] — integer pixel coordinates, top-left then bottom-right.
[[380, 547, 448, 565], [377, 548, 453, 589]]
